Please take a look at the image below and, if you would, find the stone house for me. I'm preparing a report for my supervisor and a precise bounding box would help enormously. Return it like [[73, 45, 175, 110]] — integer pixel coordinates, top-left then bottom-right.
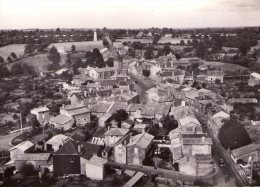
[[104, 128, 129, 146], [231, 144, 260, 164], [127, 133, 154, 165], [113, 135, 131, 164], [30, 106, 50, 124]]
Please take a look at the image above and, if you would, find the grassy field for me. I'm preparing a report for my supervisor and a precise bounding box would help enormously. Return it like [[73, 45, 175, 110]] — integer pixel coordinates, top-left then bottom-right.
[[6, 53, 66, 74], [116, 38, 153, 44], [0, 44, 26, 62], [201, 61, 250, 71], [48, 41, 104, 52], [158, 37, 190, 44]]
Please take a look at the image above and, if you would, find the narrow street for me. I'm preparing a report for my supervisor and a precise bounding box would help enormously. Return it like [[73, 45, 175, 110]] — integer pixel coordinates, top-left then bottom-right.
[[0, 132, 20, 150], [195, 114, 249, 187]]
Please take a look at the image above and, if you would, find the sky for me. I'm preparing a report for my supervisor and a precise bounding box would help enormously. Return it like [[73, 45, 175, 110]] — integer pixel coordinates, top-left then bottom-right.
[[0, 0, 260, 29]]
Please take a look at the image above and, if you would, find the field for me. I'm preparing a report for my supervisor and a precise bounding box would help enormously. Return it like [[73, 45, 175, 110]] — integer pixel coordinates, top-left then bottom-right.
[[201, 61, 250, 71], [0, 44, 26, 62], [48, 41, 104, 52], [6, 53, 66, 74], [116, 38, 153, 44], [158, 37, 190, 44]]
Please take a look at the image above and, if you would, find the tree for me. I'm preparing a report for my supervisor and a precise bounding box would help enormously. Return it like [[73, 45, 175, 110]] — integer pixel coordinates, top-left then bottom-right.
[[0, 66, 10, 78], [71, 44, 76, 53], [7, 56, 12, 63], [162, 44, 171, 56], [218, 118, 251, 150], [0, 56, 4, 64], [112, 109, 129, 123], [215, 79, 221, 84], [196, 42, 206, 58], [10, 52, 17, 60], [24, 44, 36, 54], [96, 57, 106, 68], [4, 167, 15, 180], [144, 48, 153, 59], [20, 163, 36, 177], [11, 63, 23, 75], [142, 69, 150, 78], [180, 40, 185, 46], [48, 46, 60, 65], [175, 53, 181, 60], [160, 115, 178, 132], [29, 115, 41, 130], [238, 40, 250, 56], [106, 57, 114, 67], [92, 48, 102, 59]]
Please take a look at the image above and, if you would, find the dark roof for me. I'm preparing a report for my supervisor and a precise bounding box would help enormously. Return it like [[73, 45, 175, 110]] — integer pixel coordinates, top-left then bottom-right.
[[81, 142, 103, 160], [54, 139, 79, 155]]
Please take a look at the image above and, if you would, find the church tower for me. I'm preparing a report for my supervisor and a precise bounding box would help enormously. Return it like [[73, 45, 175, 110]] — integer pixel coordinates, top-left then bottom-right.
[[93, 30, 97, 42]]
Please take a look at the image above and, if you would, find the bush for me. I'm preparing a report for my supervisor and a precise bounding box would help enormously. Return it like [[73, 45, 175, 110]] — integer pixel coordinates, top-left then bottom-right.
[[20, 163, 36, 177]]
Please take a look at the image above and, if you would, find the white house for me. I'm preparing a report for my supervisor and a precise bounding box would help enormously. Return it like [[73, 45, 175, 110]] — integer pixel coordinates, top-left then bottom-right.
[[30, 106, 50, 124], [248, 72, 260, 86], [85, 155, 107, 180], [9, 140, 34, 160]]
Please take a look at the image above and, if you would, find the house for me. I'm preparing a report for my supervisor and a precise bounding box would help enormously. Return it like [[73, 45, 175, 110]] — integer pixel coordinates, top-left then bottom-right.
[[113, 135, 131, 164], [87, 67, 118, 80], [9, 141, 34, 160], [72, 74, 94, 86], [49, 115, 74, 131], [108, 102, 129, 114], [231, 144, 260, 164], [248, 72, 260, 86], [209, 111, 230, 138], [90, 102, 114, 117], [30, 106, 50, 124], [53, 139, 81, 175], [206, 70, 225, 83], [126, 103, 142, 119], [85, 155, 107, 180], [14, 153, 51, 171], [45, 134, 70, 152], [127, 133, 154, 165], [60, 104, 90, 125], [141, 104, 156, 119], [104, 128, 129, 146], [80, 142, 103, 175], [178, 115, 202, 134], [181, 134, 212, 156]]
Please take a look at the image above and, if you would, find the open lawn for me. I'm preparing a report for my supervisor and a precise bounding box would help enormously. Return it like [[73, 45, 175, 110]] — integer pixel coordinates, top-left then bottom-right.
[[201, 61, 250, 72], [0, 44, 26, 62], [158, 37, 190, 44], [6, 53, 66, 74], [48, 41, 104, 52]]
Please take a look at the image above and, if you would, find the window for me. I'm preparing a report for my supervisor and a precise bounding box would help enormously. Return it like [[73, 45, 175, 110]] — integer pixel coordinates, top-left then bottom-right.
[[70, 157, 74, 163], [134, 147, 138, 154]]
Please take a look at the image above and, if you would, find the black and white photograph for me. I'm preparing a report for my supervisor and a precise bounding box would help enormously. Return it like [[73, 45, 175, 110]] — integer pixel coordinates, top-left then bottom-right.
[[0, 0, 260, 186]]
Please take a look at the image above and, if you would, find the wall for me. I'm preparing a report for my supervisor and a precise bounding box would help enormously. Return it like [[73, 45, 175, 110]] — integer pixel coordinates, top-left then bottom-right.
[[114, 144, 127, 164], [53, 155, 80, 175], [85, 163, 104, 180], [74, 112, 90, 125]]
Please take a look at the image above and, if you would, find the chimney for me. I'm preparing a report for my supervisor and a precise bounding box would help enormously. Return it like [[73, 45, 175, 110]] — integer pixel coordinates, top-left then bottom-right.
[[78, 145, 82, 153], [201, 136, 205, 143]]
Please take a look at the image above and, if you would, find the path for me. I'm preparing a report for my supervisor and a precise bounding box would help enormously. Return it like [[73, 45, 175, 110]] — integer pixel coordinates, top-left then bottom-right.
[[0, 132, 20, 150], [124, 172, 144, 187]]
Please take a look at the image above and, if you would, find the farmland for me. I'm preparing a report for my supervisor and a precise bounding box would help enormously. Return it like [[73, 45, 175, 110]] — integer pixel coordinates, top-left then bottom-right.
[[0, 44, 26, 62], [116, 38, 153, 44], [47, 41, 104, 52], [6, 53, 66, 74], [158, 37, 190, 44], [201, 61, 250, 71]]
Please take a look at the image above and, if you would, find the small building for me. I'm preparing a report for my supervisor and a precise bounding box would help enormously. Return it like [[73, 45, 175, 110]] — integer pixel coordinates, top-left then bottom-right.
[[60, 104, 90, 125], [30, 106, 50, 124], [248, 72, 260, 86], [53, 139, 81, 175], [90, 102, 114, 118], [178, 115, 202, 134], [127, 133, 154, 165], [9, 140, 34, 160], [181, 134, 212, 156], [45, 134, 70, 152], [231, 144, 260, 164], [113, 135, 131, 164], [85, 155, 107, 180], [14, 153, 51, 171], [104, 128, 129, 146], [49, 115, 74, 131]]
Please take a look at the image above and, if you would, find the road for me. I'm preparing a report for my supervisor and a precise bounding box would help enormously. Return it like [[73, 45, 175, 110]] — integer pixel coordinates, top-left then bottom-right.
[[0, 132, 20, 150], [195, 113, 248, 187]]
